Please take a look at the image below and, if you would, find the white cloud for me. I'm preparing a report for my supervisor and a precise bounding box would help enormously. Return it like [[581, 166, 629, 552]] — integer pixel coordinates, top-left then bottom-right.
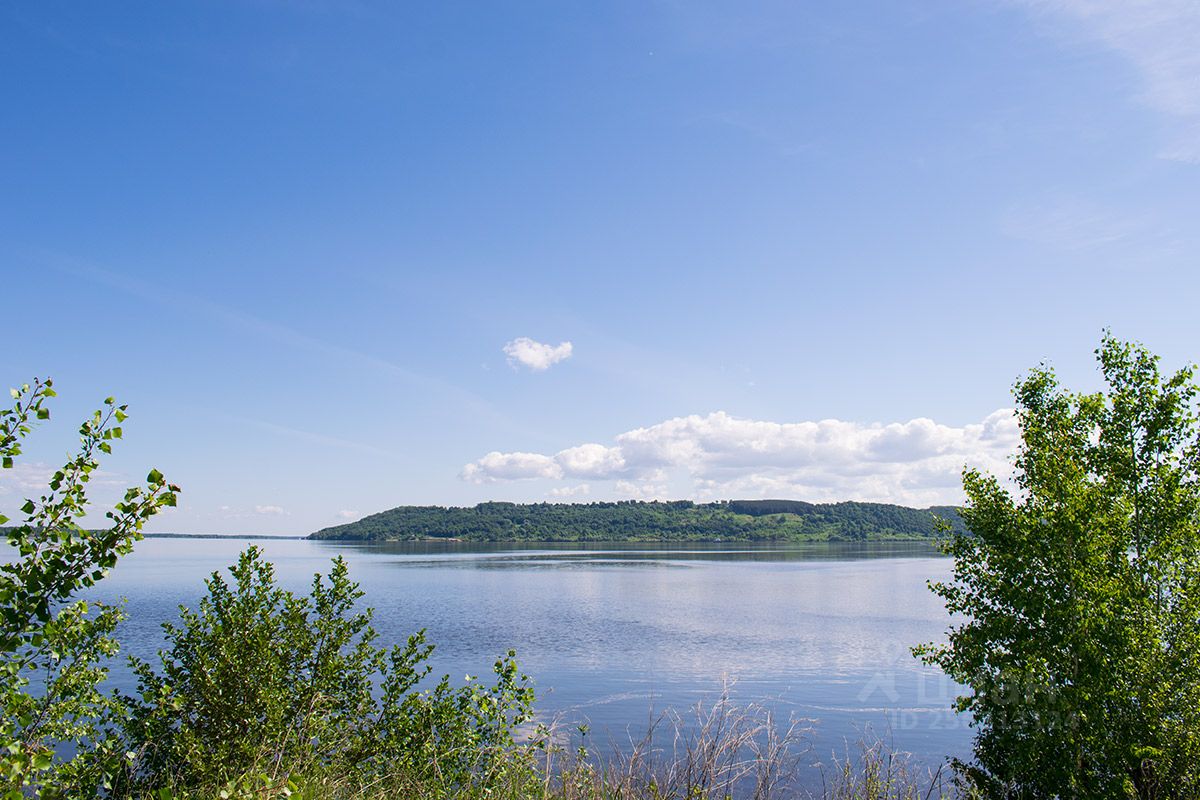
[[220, 504, 290, 520], [336, 509, 358, 520], [554, 443, 626, 478], [462, 409, 1019, 506], [1018, 0, 1200, 161], [1, 463, 131, 527], [461, 451, 562, 482], [614, 480, 670, 501], [0, 462, 129, 495], [503, 337, 574, 371], [549, 484, 591, 498]]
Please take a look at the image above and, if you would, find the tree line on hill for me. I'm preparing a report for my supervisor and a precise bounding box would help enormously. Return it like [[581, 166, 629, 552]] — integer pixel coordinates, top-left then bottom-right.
[[308, 498, 966, 542]]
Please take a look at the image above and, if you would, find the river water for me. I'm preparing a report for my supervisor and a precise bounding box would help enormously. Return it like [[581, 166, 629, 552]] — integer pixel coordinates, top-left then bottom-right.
[[92, 537, 973, 782]]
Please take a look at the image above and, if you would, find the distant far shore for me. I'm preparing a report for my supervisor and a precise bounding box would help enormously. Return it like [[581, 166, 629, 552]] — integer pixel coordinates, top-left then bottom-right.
[[143, 533, 305, 540], [308, 498, 965, 543]]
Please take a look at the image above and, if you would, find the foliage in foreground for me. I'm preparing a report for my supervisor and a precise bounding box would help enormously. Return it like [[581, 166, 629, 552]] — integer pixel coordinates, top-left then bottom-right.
[[0, 379, 178, 798], [916, 334, 1200, 798]]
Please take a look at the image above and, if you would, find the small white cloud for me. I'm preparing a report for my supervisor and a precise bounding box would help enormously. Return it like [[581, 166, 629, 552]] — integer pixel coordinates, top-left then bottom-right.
[[0, 462, 127, 495], [0, 462, 56, 495], [255, 504, 286, 515], [336, 509, 358, 520], [503, 337, 573, 371], [462, 443, 627, 484], [550, 484, 591, 498], [615, 480, 670, 500]]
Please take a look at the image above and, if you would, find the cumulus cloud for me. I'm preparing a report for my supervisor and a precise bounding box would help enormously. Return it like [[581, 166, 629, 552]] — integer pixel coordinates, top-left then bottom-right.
[[1018, 0, 1200, 161], [503, 337, 573, 371], [337, 509, 358, 520], [462, 409, 1019, 506], [255, 504, 286, 515]]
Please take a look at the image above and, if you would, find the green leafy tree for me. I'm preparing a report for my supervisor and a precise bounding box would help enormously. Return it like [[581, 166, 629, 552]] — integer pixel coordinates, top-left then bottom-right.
[[915, 335, 1200, 798], [0, 378, 178, 798]]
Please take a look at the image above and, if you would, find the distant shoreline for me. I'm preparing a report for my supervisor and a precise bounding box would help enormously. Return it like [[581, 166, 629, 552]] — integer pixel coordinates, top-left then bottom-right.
[[308, 499, 965, 543], [315, 534, 945, 544], [142, 533, 305, 540]]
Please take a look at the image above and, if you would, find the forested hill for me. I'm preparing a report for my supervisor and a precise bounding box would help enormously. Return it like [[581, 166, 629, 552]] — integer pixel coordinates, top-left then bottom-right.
[[308, 500, 964, 542]]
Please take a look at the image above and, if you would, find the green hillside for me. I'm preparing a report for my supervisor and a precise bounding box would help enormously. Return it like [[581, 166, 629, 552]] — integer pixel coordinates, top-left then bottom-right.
[[308, 499, 964, 542]]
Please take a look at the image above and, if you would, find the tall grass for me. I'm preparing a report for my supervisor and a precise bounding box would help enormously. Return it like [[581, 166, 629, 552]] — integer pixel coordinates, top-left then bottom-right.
[[817, 735, 953, 800], [541, 688, 811, 800], [150, 690, 960, 800], [537, 695, 958, 800]]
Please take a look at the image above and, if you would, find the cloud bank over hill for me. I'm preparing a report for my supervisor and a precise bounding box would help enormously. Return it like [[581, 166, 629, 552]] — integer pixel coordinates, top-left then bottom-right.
[[462, 409, 1019, 507]]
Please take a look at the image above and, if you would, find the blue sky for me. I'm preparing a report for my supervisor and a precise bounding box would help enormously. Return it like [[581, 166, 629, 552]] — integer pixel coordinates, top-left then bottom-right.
[[3, 1, 1198, 534]]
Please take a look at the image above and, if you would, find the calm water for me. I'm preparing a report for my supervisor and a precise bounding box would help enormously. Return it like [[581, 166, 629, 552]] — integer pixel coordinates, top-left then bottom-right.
[[91, 538, 972, 777]]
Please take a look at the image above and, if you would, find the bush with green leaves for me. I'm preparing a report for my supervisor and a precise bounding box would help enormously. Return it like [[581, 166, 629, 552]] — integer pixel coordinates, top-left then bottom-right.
[[0, 378, 178, 798], [915, 335, 1200, 799], [120, 546, 541, 798]]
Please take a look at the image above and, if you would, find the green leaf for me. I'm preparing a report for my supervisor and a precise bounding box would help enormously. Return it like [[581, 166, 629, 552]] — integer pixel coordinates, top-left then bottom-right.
[[147, 468, 164, 484]]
